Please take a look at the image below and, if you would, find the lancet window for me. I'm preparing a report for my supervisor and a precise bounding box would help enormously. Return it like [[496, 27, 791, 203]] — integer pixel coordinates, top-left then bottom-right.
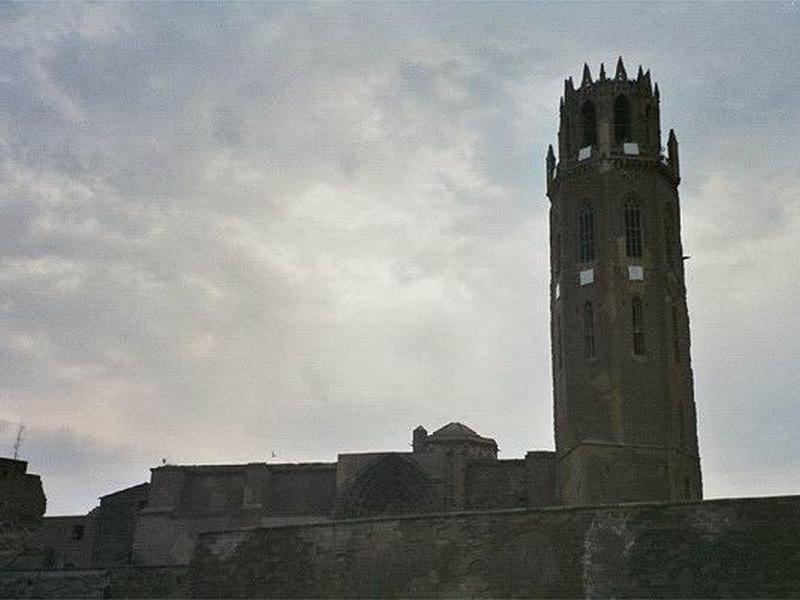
[[632, 296, 645, 355], [580, 101, 597, 148], [614, 95, 632, 143], [579, 205, 595, 262], [625, 200, 643, 258]]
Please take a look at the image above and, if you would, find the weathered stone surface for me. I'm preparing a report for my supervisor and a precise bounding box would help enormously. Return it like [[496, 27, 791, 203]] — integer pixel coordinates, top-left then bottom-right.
[[189, 495, 800, 598], [0, 566, 188, 598]]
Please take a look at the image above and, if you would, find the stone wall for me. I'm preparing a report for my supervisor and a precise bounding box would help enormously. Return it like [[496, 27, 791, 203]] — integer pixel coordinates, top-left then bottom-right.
[[190, 495, 800, 598], [0, 459, 46, 521], [465, 459, 527, 509], [0, 566, 188, 598], [92, 484, 149, 567], [36, 516, 96, 569]]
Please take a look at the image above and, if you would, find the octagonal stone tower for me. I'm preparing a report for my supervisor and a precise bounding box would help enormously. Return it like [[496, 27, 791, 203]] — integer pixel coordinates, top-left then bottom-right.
[[546, 58, 702, 505]]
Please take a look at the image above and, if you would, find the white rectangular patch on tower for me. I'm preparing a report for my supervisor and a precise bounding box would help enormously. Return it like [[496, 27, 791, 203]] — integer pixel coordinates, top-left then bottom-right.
[[628, 265, 644, 280], [578, 146, 592, 161], [579, 268, 595, 286], [623, 143, 640, 155], [554, 282, 561, 299]]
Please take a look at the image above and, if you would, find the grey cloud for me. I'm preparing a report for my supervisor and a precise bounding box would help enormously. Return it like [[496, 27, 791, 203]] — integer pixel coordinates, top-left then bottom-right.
[[1, 3, 799, 514]]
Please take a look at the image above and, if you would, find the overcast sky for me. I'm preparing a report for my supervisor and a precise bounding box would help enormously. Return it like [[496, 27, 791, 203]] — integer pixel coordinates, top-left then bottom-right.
[[1, 2, 799, 515]]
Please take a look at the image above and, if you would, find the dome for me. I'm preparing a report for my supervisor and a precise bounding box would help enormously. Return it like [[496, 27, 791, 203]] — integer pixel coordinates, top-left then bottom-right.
[[428, 422, 497, 447]]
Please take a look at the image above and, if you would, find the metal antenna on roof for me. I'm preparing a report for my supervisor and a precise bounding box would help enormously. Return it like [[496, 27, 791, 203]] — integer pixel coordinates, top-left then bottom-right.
[[12, 424, 24, 460]]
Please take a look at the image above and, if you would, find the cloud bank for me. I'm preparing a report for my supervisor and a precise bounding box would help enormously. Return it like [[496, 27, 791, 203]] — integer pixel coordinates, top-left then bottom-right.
[[1, 2, 798, 513]]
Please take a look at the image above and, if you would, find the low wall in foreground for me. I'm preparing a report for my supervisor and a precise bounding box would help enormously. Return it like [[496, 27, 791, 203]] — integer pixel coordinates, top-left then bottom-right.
[[0, 566, 188, 598], [190, 495, 800, 598], [3, 496, 799, 598]]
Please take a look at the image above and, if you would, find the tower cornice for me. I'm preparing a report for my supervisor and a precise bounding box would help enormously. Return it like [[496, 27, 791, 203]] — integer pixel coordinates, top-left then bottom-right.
[[548, 154, 679, 201]]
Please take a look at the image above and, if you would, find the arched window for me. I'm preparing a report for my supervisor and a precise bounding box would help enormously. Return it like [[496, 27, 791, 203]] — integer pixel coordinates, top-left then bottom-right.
[[644, 105, 652, 145], [632, 296, 645, 355], [339, 455, 437, 518], [613, 95, 632, 144], [580, 101, 597, 148], [584, 301, 595, 358], [578, 205, 595, 262], [624, 199, 643, 258]]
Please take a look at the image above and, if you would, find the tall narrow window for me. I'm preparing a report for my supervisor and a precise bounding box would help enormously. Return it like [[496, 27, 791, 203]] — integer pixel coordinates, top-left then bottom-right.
[[584, 301, 596, 358], [579, 205, 595, 262], [614, 95, 632, 143], [580, 101, 597, 148], [671, 304, 681, 362], [663, 207, 675, 267], [625, 200, 643, 258], [632, 296, 645, 355], [644, 105, 651, 145]]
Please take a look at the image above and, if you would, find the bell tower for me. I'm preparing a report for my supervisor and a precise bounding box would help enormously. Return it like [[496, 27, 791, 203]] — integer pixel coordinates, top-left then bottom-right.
[[546, 58, 702, 505]]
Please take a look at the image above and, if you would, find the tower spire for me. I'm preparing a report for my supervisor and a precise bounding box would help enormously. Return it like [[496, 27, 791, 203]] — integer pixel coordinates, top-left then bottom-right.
[[599, 63, 606, 81], [668, 128, 680, 180], [615, 56, 627, 80], [581, 63, 592, 87]]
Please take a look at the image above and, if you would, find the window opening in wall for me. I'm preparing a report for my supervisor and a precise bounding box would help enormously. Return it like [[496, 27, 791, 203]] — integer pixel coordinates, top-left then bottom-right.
[[71, 524, 85, 541], [679, 402, 686, 447], [683, 476, 691, 499], [672, 304, 681, 362], [625, 200, 643, 258], [584, 301, 596, 358], [632, 296, 645, 355], [614, 95, 632, 144], [579, 205, 595, 262], [581, 101, 597, 148], [644, 105, 651, 145]]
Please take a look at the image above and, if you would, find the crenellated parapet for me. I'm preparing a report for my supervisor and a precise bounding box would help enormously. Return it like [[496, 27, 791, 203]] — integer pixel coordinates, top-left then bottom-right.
[[553, 57, 668, 184]]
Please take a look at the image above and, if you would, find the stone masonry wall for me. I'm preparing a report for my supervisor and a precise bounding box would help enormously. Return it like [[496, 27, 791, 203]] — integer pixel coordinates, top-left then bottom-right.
[[190, 495, 800, 598], [0, 566, 188, 598], [465, 459, 527, 510]]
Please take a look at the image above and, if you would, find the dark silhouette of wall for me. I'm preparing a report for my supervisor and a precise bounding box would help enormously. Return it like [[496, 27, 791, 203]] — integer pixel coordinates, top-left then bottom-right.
[[189, 495, 800, 598]]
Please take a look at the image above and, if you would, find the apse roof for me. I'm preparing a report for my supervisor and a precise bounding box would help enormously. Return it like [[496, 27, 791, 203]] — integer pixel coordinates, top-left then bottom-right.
[[428, 422, 497, 445]]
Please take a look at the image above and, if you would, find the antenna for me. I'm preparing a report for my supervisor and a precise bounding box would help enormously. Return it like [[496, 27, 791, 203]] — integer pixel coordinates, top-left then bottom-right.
[[12, 424, 24, 460]]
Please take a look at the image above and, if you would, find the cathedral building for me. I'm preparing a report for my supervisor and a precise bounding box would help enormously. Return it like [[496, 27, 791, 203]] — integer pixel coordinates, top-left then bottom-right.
[[2, 57, 700, 569]]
